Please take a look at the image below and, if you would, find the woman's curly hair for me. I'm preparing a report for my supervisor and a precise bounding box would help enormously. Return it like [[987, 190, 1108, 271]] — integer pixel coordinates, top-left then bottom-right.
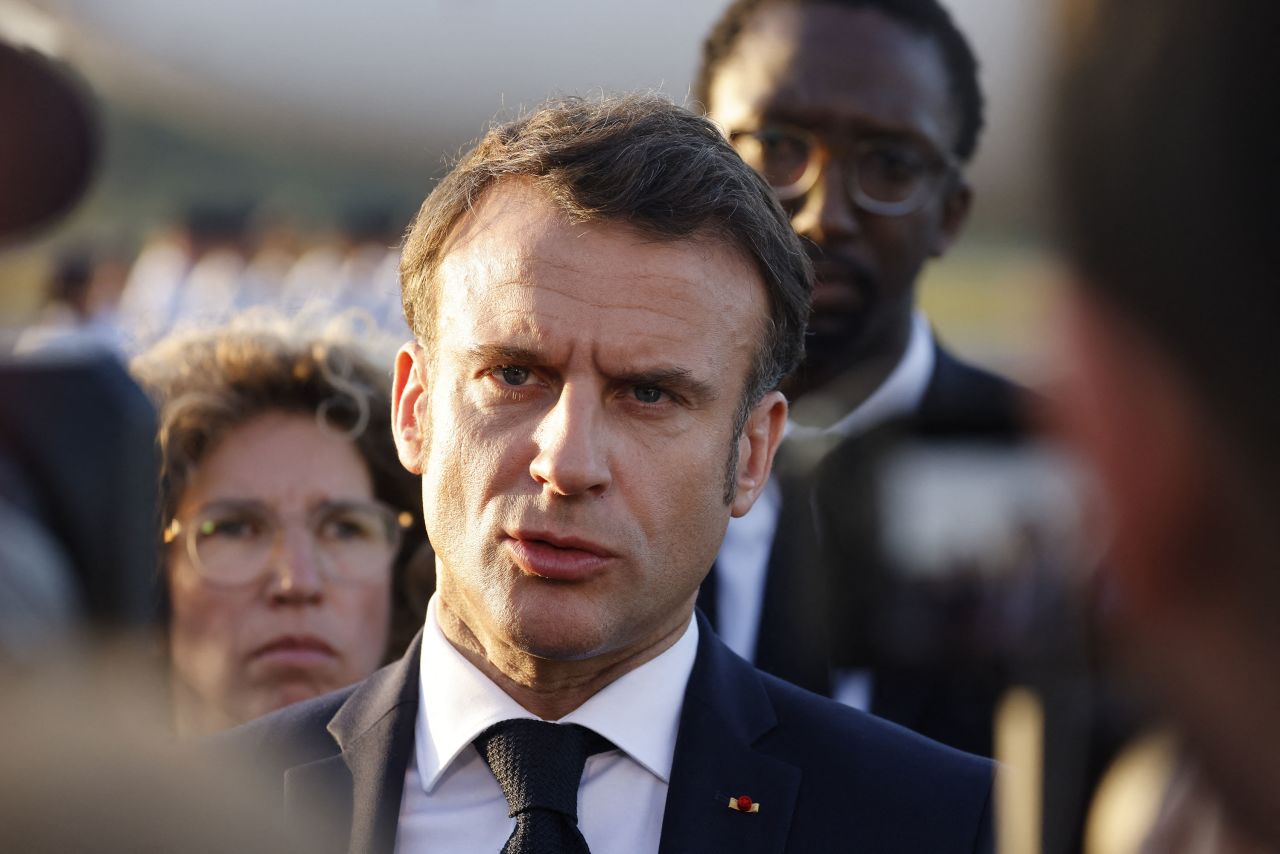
[[131, 315, 432, 661]]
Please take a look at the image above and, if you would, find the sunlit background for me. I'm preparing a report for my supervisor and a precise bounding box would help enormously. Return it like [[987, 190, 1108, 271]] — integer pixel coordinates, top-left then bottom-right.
[[1, 0, 1081, 378]]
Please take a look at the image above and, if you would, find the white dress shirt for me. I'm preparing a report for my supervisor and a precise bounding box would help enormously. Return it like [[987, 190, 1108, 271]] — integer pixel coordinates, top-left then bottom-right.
[[395, 597, 698, 854], [714, 311, 936, 711]]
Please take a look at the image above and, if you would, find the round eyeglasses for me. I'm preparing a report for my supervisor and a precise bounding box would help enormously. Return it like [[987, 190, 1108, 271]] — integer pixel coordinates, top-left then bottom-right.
[[729, 124, 959, 217], [163, 499, 413, 586]]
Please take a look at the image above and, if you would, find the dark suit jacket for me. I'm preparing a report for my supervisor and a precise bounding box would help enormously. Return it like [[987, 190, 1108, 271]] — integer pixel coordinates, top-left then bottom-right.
[[917, 344, 1025, 435], [702, 343, 1027, 757], [221, 611, 994, 854]]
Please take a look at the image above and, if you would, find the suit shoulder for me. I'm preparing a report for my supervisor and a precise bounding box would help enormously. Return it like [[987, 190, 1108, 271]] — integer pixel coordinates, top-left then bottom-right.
[[210, 683, 356, 772], [755, 671, 994, 851], [759, 670, 992, 780]]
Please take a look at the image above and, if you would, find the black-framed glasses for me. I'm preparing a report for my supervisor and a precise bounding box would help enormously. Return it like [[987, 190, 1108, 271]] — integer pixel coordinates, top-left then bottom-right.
[[729, 124, 960, 216], [163, 499, 412, 587]]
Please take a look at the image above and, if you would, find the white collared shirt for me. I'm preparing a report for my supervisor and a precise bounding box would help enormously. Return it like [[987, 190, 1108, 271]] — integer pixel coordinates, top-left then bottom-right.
[[394, 597, 698, 854], [714, 312, 936, 710]]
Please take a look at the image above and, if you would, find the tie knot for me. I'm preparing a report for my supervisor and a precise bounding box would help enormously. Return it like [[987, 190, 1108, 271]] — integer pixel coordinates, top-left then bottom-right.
[[474, 719, 613, 820]]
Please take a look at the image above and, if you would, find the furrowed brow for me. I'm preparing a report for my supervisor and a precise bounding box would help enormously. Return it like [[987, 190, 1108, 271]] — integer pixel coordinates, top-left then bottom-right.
[[465, 343, 544, 367], [616, 367, 718, 405]]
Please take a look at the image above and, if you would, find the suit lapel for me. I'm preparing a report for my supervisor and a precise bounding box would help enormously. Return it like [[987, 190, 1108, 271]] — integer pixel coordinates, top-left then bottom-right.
[[285, 632, 422, 854], [659, 614, 800, 854]]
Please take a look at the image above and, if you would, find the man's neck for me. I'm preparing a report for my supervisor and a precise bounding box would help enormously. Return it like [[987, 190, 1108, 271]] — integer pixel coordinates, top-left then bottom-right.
[[435, 598, 693, 721]]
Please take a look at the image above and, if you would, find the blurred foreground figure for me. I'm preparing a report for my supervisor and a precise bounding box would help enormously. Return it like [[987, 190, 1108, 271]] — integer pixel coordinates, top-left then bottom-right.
[[0, 652, 315, 853], [1, 40, 321, 853], [2, 38, 158, 648], [1053, 0, 1280, 849], [133, 321, 430, 735]]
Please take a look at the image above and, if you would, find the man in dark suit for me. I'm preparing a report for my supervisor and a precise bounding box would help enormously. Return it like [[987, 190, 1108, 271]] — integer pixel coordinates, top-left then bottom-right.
[[693, 0, 1023, 756], [225, 95, 993, 853]]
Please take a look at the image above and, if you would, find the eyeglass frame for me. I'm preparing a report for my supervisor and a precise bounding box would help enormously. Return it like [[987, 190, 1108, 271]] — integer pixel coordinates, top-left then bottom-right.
[[162, 498, 413, 587], [727, 123, 962, 217]]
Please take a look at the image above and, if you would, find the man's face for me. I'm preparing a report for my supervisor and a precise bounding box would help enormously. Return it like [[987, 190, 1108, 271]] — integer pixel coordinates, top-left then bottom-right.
[[393, 180, 782, 666], [708, 3, 971, 387]]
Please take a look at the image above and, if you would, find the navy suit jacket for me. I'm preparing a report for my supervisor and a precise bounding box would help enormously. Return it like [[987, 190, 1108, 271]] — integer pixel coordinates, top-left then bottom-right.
[[221, 612, 994, 854]]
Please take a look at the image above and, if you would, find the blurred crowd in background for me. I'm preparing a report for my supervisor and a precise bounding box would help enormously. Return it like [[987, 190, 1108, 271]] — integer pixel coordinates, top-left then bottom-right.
[[17, 203, 409, 356]]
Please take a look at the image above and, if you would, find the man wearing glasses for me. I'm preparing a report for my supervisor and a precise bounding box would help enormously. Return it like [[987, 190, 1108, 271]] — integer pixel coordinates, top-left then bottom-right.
[[694, 0, 1022, 756]]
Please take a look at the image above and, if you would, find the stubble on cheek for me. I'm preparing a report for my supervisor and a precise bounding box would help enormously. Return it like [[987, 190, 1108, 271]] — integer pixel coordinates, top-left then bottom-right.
[[418, 386, 522, 642]]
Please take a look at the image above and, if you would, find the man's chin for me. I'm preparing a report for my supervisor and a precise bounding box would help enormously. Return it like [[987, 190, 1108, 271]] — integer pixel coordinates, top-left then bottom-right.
[[799, 318, 873, 378], [508, 623, 610, 663], [504, 596, 614, 663]]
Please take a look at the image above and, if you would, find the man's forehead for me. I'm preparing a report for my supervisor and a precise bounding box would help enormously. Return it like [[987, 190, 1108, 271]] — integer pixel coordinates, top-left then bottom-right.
[[436, 181, 762, 309], [431, 179, 767, 359], [710, 3, 957, 144]]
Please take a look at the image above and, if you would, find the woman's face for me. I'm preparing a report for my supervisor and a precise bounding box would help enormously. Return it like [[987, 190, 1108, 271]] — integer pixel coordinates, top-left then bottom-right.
[[167, 411, 394, 735]]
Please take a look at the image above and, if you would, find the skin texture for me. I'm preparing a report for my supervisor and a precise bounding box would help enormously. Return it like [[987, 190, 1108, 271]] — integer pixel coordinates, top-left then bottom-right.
[[707, 3, 971, 407], [167, 412, 393, 736], [392, 180, 787, 719]]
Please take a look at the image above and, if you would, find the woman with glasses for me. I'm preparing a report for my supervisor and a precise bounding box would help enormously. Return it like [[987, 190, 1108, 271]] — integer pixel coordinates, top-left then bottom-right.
[[133, 320, 430, 736]]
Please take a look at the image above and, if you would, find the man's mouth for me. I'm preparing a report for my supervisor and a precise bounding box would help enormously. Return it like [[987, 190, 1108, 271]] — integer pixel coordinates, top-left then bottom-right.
[[812, 277, 866, 316], [504, 530, 615, 582], [809, 255, 875, 324]]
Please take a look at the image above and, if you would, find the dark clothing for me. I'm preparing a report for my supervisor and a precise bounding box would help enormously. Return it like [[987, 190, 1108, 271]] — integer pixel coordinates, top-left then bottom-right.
[[220, 612, 995, 854], [701, 343, 1028, 757]]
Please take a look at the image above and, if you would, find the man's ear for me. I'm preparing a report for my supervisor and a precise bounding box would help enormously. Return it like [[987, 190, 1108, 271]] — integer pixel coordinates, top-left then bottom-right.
[[392, 342, 428, 474], [730, 390, 788, 517], [930, 178, 972, 258]]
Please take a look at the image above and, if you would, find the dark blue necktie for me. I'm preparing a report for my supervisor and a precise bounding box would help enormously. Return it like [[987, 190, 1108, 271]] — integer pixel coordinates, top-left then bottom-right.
[[474, 719, 614, 854]]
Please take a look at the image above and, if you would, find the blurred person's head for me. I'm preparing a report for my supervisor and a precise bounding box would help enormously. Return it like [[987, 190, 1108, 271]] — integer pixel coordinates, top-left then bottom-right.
[[1052, 0, 1280, 841], [38, 246, 127, 322], [0, 41, 97, 247], [182, 200, 255, 256], [696, 0, 981, 398], [133, 322, 427, 735], [45, 249, 94, 318], [393, 95, 808, 714]]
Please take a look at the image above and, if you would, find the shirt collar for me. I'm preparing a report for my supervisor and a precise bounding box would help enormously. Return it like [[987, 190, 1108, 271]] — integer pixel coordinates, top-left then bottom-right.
[[415, 595, 698, 793]]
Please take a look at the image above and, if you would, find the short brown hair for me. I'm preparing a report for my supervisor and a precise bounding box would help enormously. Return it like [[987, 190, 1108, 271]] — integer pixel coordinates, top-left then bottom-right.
[[400, 94, 813, 417], [131, 320, 431, 658]]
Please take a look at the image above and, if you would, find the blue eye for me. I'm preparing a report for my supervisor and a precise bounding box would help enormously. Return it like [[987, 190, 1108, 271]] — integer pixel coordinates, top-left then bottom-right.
[[496, 366, 531, 386], [633, 386, 665, 404]]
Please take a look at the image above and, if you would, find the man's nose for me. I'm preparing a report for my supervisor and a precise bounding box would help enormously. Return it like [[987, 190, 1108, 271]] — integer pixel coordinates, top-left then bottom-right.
[[790, 160, 861, 247], [266, 526, 325, 605], [528, 386, 612, 498]]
